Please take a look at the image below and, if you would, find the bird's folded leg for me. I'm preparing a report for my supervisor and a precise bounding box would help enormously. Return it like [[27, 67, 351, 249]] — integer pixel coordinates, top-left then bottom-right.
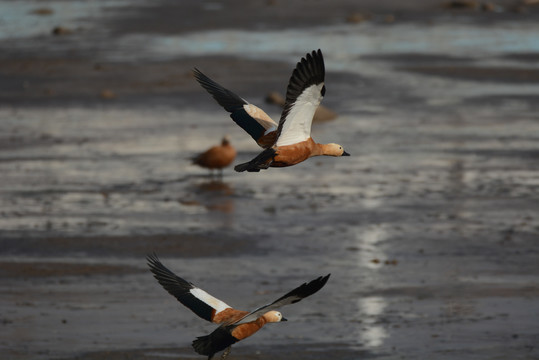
[[220, 346, 231, 360]]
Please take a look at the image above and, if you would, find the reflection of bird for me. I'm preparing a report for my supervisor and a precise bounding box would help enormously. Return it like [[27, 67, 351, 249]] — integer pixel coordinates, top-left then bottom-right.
[[194, 50, 349, 173], [147, 254, 330, 360], [191, 136, 236, 176]]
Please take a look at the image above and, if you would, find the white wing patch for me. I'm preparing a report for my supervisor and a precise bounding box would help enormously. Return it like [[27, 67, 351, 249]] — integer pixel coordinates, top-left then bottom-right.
[[276, 83, 324, 147], [243, 104, 278, 131], [190, 287, 231, 313]]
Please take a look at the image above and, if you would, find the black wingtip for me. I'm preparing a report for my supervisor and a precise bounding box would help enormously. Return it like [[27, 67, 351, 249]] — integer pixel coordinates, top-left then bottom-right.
[[146, 252, 160, 267], [314, 274, 331, 290], [192, 67, 204, 80], [321, 274, 331, 285], [288, 273, 331, 305], [192, 67, 247, 112], [277, 49, 326, 131]]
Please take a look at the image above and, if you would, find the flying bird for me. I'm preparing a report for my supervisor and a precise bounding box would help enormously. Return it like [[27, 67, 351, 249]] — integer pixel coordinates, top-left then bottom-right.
[[191, 136, 236, 176], [194, 49, 349, 172], [147, 254, 330, 359]]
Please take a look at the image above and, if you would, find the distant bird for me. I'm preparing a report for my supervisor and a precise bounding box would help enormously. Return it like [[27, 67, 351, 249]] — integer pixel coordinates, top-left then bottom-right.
[[147, 254, 330, 360], [194, 49, 349, 172], [191, 136, 236, 176]]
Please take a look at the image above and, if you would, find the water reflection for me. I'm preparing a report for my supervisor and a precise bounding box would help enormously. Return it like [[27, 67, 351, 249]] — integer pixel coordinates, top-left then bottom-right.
[[196, 179, 234, 195], [356, 225, 388, 269], [357, 296, 388, 348], [194, 179, 235, 214], [118, 23, 539, 63]]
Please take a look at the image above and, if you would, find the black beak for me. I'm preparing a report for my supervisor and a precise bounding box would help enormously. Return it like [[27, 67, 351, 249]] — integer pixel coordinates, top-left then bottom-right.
[[342, 151, 350, 156], [281, 317, 288, 322]]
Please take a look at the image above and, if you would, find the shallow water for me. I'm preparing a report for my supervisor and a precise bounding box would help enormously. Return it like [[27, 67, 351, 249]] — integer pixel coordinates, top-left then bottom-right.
[[1, 1, 539, 359]]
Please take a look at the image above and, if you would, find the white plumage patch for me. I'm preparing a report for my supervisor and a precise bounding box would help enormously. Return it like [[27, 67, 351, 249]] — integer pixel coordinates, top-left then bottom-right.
[[190, 287, 231, 313], [276, 83, 324, 147], [243, 104, 278, 131]]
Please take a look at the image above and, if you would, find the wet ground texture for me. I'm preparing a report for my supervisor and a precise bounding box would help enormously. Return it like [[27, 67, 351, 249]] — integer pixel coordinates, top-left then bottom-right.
[[1, 1, 539, 359]]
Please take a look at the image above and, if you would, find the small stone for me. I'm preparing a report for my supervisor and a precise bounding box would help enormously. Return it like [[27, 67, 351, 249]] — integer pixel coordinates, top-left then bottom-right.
[[265, 91, 285, 106], [346, 12, 367, 24], [100, 89, 116, 99], [443, 0, 479, 9], [32, 8, 53, 15], [481, 2, 503, 12], [385, 14, 396, 23], [52, 26, 72, 35]]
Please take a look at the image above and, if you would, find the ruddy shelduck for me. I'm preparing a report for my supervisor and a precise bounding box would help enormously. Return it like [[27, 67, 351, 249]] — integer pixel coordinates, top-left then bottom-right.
[[194, 49, 349, 172], [191, 136, 236, 175], [147, 254, 330, 359]]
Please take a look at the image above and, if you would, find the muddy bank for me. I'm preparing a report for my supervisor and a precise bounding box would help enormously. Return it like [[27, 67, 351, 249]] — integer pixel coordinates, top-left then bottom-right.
[[1, 1, 539, 360], [0, 233, 258, 258], [0, 56, 297, 107]]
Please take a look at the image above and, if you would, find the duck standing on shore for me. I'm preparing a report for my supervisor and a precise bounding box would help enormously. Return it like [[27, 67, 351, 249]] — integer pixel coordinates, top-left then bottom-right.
[[191, 136, 236, 176]]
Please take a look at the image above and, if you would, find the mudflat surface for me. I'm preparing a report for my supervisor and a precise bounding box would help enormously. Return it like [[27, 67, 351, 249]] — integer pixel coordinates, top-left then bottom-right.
[[1, 1, 539, 360]]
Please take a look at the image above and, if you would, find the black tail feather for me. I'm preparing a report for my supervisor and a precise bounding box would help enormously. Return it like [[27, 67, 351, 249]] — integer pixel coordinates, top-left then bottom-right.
[[234, 148, 275, 172], [192, 327, 239, 359], [234, 161, 259, 173]]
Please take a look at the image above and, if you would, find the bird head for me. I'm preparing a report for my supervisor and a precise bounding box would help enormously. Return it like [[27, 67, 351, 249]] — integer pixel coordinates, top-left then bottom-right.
[[325, 143, 350, 157], [263, 310, 287, 323]]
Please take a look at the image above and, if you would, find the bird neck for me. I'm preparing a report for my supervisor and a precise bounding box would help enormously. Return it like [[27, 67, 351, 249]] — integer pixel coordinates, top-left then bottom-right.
[[257, 315, 269, 327], [230, 317, 267, 340], [316, 143, 334, 156]]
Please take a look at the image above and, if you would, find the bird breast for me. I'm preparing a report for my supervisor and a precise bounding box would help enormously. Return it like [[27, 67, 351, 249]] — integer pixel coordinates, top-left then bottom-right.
[[230, 317, 267, 340]]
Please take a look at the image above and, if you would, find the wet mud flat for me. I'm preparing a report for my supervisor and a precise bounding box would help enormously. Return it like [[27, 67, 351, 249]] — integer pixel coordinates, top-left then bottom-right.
[[2, 1, 539, 360]]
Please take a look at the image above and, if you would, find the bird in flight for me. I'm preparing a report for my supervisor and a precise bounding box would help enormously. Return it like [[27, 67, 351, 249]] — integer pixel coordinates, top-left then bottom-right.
[[194, 49, 349, 172], [147, 254, 330, 359]]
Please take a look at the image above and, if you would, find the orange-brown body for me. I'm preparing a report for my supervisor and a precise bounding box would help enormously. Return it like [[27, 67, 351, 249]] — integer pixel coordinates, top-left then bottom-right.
[[193, 137, 236, 170], [230, 316, 267, 340], [212, 308, 249, 324], [235, 136, 348, 172], [271, 138, 324, 167]]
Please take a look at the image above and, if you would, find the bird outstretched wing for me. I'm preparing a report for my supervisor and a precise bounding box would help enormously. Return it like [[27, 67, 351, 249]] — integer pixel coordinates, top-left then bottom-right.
[[275, 49, 326, 147], [147, 254, 233, 323], [234, 274, 330, 324]]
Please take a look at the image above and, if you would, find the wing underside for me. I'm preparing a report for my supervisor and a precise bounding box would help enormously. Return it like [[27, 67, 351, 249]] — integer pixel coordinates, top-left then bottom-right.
[[276, 50, 326, 147], [147, 254, 232, 323], [234, 274, 330, 324]]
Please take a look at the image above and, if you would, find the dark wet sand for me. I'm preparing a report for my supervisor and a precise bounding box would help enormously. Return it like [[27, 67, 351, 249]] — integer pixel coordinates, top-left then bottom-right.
[[1, 1, 539, 360]]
